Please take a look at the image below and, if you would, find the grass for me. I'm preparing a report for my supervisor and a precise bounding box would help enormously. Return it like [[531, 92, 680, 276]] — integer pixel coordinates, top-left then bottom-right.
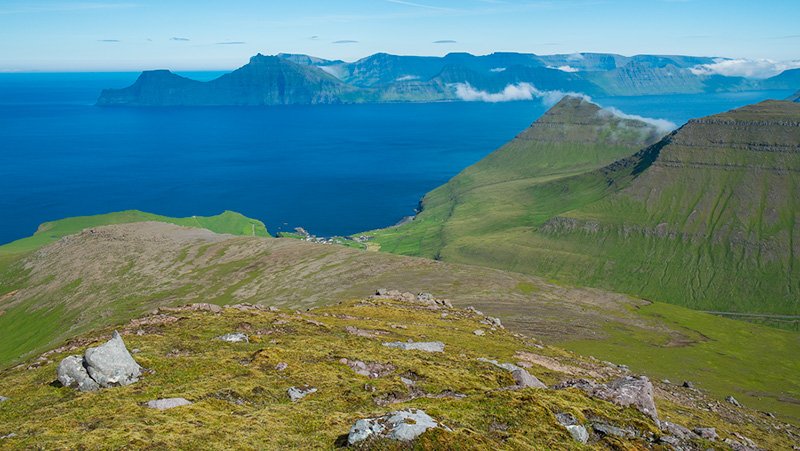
[[0, 298, 794, 450]]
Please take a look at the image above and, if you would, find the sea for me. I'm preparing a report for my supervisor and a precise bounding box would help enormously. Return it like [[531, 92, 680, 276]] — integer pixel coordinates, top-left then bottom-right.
[[0, 72, 793, 245]]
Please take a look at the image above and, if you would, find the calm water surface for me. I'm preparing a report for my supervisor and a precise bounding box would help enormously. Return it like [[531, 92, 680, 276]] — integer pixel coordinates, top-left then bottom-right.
[[0, 72, 792, 244]]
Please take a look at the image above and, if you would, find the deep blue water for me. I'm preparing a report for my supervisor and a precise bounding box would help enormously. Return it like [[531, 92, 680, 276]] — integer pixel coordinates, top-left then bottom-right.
[[0, 72, 793, 245]]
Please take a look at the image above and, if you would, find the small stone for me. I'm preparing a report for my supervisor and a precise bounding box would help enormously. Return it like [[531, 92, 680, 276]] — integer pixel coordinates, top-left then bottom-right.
[[473, 329, 486, 336], [130, 349, 141, 354], [268, 306, 279, 312], [659, 435, 681, 446], [693, 427, 718, 441], [683, 381, 694, 389], [146, 398, 192, 410], [213, 333, 249, 343], [382, 341, 445, 353], [725, 395, 742, 407], [0, 433, 18, 440], [511, 368, 547, 389], [275, 362, 288, 372], [566, 424, 589, 444], [287, 386, 317, 402], [0, 396, 8, 402]]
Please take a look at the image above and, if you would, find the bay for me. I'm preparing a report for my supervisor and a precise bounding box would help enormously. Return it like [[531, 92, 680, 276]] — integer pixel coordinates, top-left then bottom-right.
[[0, 72, 792, 245]]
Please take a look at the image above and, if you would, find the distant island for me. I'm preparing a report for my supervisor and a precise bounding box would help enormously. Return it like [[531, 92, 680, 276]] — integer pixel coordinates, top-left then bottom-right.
[[96, 52, 800, 106]]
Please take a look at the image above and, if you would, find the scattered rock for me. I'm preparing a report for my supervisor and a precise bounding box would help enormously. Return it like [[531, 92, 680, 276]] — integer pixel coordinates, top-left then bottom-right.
[[683, 381, 694, 389], [473, 329, 486, 336], [268, 306, 279, 312], [511, 368, 547, 389], [340, 358, 396, 379], [274, 362, 288, 372], [593, 423, 636, 438], [725, 437, 761, 451], [693, 427, 718, 441], [213, 333, 249, 343], [0, 396, 8, 402], [0, 433, 17, 440], [287, 385, 317, 402], [347, 408, 451, 445], [466, 306, 483, 316], [382, 341, 444, 353], [344, 325, 388, 338], [482, 316, 503, 329], [660, 420, 698, 440], [477, 357, 521, 372], [190, 303, 222, 313], [130, 349, 141, 354], [552, 378, 598, 393], [592, 376, 659, 424], [659, 435, 681, 446], [555, 413, 588, 444], [725, 395, 742, 407], [57, 331, 142, 392], [146, 398, 192, 410]]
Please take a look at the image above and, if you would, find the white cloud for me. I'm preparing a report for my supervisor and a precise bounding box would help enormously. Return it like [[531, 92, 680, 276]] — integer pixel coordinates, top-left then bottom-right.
[[450, 82, 589, 106], [395, 75, 420, 81], [689, 58, 800, 79], [490, 67, 506, 72], [319, 65, 342, 79], [547, 65, 579, 73], [597, 107, 676, 134]]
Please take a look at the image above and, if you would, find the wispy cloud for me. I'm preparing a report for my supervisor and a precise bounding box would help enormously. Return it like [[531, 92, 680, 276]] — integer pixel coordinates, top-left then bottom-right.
[[215, 41, 245, 45], [433, 40, 456, 44], [332, 40, 359, 44], [170, 37, 190, 41], [385, 0, 461, 12], [98, 39, 121, 42], [0, 3, 138, 15], [450, 82, 589, 106], [689, 58, 800, 79], [597, 107, 676, 134]]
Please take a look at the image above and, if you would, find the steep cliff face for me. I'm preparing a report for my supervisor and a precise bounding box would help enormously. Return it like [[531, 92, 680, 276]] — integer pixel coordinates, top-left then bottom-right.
[[583, 61, 706, 95], [96, 54, 360, 106], [788, 89, 800, 102], [371, 99, 800, 317]]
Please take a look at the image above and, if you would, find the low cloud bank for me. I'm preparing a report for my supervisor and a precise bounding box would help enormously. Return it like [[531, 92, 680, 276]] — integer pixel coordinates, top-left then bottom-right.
[[689, 58, 800, 79], [451, 82, 588, 106], [598, 107, 676, 134]]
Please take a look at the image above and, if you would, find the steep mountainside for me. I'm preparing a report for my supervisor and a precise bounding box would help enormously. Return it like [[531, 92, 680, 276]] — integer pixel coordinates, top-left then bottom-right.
[[788, 89, 800, 102], [582, 62, 707, 95], [369, 100, 800, 319], [96, 54, 362, 106]]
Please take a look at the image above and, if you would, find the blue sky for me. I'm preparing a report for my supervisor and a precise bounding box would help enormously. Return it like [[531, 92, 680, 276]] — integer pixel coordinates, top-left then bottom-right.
[[1, 0, 798, 72]]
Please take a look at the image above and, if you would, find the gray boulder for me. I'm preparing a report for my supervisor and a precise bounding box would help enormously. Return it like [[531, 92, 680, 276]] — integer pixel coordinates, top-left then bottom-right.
[[477, 357, 521, 372], [83, 331, 143, 388], [213, 333, 249, 343], [593, 423, 636, 438], [511, 368, 547, 389], [555, 413, 588, 444], [693, 427, 718, 440], [287, 385, 317, 402], [661, 420, 698, 440], [56, 355, 100, 392], [56, 331, 141, 391], [725, 395, 742, 407], [382, 341, 444, 353], [592, 376, 658, 424], [146, 398, 192, 410], [348, 408, 450, 445]]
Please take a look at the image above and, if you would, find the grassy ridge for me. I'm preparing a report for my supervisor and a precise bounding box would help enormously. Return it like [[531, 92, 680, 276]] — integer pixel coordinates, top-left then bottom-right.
[[0, 210, 270, 257], [368, 99, 800, 319]]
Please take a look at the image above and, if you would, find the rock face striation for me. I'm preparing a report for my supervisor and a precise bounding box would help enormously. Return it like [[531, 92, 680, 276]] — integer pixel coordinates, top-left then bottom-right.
[[56, 331, 142, 392]]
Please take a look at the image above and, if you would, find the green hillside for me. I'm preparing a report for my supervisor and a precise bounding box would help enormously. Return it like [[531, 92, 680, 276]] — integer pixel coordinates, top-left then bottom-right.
[[368, 99, 800, 323], [0, 210, 270, 258]]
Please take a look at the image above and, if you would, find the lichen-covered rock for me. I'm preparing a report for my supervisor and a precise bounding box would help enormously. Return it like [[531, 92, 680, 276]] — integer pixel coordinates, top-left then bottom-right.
[[146, 398, 192, 410], [693, 427, 718, 440], [660, 420, 697, 441], [592, 376, 658, 424], [555, 413, 588, 443], [382, 341, 444, 353], [511, 368, 547, 389], [83, 331, 143, 388], [213, 333, 249, 343], [347, 408, 451, 445], [56, 355, 100, 392], [56, 331, 141, 391], [287, 386, 317, 402]]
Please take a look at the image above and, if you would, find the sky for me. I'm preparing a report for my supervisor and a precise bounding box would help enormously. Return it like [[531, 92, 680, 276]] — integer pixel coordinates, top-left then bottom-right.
[[1, 0, 798, 72]]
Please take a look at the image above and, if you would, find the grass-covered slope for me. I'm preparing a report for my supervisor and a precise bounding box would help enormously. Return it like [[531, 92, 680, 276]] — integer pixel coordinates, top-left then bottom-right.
[[2, 221, 798, 421], [0, 296, 797, 449], [369, 99, 800, 321], [0, 209, 269, 257], [366, 96, 665, 258]]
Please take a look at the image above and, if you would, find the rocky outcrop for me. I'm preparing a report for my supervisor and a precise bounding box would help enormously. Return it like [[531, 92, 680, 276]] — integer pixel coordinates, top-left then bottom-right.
[[146, 398, 192, 410], [555, 412, 589, 444], [287, 386, 317, 402], [554, 376, 658, 424], [56, 331, 142, 392], [213, 333, 249, 343], [347, 408, 451, 445]]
